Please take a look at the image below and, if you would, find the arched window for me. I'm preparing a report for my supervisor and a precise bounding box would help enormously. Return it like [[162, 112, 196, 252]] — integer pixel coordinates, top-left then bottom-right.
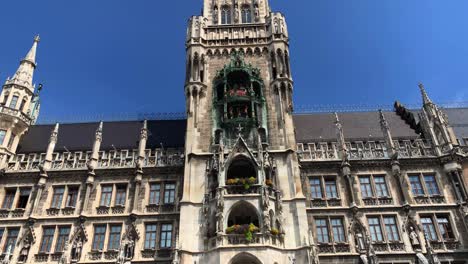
[[221, 6, 231, 25], [241, 6, 252, 23], [19, 98, 27, 112], [9, 95, 19, 109], [2, 93, 9, 105]]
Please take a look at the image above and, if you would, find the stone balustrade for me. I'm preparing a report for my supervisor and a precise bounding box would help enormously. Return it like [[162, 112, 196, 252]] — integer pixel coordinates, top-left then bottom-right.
[[298, 139, 435, 161], [6, 148, 185, 172], [208, 233, 283, 249]]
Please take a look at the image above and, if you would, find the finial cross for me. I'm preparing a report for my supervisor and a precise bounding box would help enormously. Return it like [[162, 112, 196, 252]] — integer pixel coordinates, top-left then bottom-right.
[[236, 124, 243, 137]]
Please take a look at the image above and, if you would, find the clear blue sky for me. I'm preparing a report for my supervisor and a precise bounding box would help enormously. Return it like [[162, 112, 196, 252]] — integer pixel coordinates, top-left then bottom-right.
[[0, 0, 467, 122]]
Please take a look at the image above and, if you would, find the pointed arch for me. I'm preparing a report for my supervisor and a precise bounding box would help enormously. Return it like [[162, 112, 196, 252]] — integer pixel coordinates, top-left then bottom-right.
[[222, 49, 229, 57], [193, 53, 200, 81], [284, 50, 291, 77], [227, 200, 260, 227], [186, 54, 192, 82], [270, 51, 277, 79], [221, 5, 232, 24]]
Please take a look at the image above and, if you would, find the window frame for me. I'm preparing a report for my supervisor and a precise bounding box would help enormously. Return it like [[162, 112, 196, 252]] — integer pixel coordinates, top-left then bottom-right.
[[241, 5, 252, 23], [65, 186, 79, 208], [144, 223, 158, 250], [358, 174, 390, 199], [2, 188, 16, 209], [149, 183, 161, 205], [221, 6, 232, 25], [308, 175, 340, 200], [114, 185, 127, 206], [40, 226, 56, 253], [314, 216, 347, 244], [408, 172, 442, 197], [0, 130, 6, 146], [51, 186, 65, 209], [9, 95, 19, 109], [55, 226, 71, 252], [367, 215, 402, 243], [420, 213, 457, 242], [163, 183, 176, 205], [159, 223, 173, 249], [107, 224, 122, 251], [99, 185, 113, 207], [3, 227, 19, 252], [92, 224, 107, 251]]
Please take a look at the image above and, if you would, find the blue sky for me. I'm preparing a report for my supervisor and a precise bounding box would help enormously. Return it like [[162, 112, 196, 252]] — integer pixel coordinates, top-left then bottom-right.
[[0, 0, 467, 122]]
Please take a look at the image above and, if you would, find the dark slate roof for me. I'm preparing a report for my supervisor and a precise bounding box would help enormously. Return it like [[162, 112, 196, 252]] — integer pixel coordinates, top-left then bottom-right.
[[17, 120, 186, 154], [445, 108, 468, 142], [293, 111, 419, 143]]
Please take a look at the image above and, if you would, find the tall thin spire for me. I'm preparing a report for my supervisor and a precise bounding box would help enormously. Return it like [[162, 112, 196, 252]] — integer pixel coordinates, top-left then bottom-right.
[[9, 35, 40, 89], [419, 82, 433, 105]]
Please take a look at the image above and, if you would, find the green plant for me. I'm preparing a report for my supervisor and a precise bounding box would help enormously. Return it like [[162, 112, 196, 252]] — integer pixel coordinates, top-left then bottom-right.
[[248, 177, 256, 184], [270, 228, 279, 236]]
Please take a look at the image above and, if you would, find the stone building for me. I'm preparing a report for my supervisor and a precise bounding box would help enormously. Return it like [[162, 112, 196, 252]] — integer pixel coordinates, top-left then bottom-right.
[[0, 0, 467, 263]]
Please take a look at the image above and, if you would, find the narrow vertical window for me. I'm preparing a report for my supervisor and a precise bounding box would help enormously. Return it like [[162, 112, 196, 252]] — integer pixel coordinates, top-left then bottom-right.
[[2, 189, 16, 209], [2, 93, 9, 105], [92, 225, 107, 250], [221, 7, 231, 24], [19, 99, 27, 112], [421, 217, 437, 241], [368, 217, 384, 242], [374, 176, 389, 197], [423, 175, 440, 196], [51, 187, 65, 208], [9, 95, 19, 109], [100, 185, 113, 207], [145, 224, 158, 249], [383, 216, 400, 241], [115, 185, 126, 206], [7, 134, 15, 149], [331, 218, 345, 243], [0, 228, 4, 242], [16, 188, 31, 209], [108, 225, 122, 250], [409, 175, 424, 196], [437, 216, 454, 241], [309, 178, 323, 199], [315, 219, 329, 243], [241, 6, 252, 23], [149, 183, 161, 205], [65, 187, 78, 207], [325, 179, 338, 198], [359, 176, 373, 198], [164, 183, 176, 204], [40, 227, 56, 252], [160, 224, 173, 248], [55, 226, 71, 252], [0, 130, 7, 145], [4, 228, 19, 252]]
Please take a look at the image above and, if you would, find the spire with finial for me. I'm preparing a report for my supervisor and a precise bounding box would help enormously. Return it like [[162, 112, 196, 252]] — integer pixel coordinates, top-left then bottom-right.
[[419, 82, 433, 105], [8, 35, 41, 89]]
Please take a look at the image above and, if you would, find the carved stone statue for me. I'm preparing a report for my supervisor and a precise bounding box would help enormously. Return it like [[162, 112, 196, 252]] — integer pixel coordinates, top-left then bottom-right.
[[216, 211, 224, 233], [263, 210, 270, 231], [125, 236, 135, 259], [71, 239, 83, 261], [262, 187, 270, 209], [254, 5, 260, 20], [216, 189, 224, 211], [409, 226, 420, 246], [18, 238, 31, 263]]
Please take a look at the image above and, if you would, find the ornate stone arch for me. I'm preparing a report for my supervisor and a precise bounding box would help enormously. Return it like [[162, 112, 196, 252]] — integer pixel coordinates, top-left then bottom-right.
[[229, 252, 263, 264], [226, 200, 261, 228]]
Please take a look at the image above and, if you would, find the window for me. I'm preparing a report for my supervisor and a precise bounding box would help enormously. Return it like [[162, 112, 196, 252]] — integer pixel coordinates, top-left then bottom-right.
[[92, 225, 107, 250], [409, 175, 424, 196], [325, 179, 338, 199], [19, 99, 27, 112], [331, 218, 346, 243], [9, 95, 19, 109], [374, 176, 389, 197], [164, 183, 176, 204], [149, 184, 161, 205], [368, 217, 384, 242], [309, 176, 338, 200], [160, 224, 173, 248], [309, 178, 322, 199], [314, 217, 346, 244], [100, 185, 113, 207], [2, 189, 16, 209], [315, 219, 329, 243], [359, 174, 389, 198], [424, 175, 440, 196], [221, 6, 231, 24], [383, 216, 400, 242], [51, 187, 65, 208], [108, 225, 122, 250], [2, 93, 9, 105], [115, 185, 126, 206], [0, 228, 4, 242], [65, 187, 78, 208], [421, 217, 437, 241], [359, 177, 373, 198], [40, 227, 55, 252], [409, 173, 441, 197], [0, 130, 6, 145], [241, 6, 252, 23], [55, 226, 70, 252], [16, 188, 30, 209], [7, 134, 15, 149], [4, 228, 19, 252], [437, 216, 455, 240], [145, 224, 158, 249]]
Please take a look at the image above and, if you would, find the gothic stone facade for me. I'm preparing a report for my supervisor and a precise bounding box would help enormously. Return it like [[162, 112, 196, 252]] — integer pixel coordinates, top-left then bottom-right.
[[0, 1, 467, 264]]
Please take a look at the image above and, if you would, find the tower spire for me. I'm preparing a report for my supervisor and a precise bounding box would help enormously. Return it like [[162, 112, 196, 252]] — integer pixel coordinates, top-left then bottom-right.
[[9, 35, 40, 89], [419, 82, 433, 105]]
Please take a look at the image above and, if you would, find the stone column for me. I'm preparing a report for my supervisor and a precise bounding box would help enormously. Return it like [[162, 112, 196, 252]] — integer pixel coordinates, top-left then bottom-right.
[[132, 120, 147, 213]]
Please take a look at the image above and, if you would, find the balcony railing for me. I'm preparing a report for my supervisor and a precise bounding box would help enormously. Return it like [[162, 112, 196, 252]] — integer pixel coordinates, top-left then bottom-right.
[[298, 139, 435, 161], [208, 233, 283, 249], [6, 148, 184, 172]]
